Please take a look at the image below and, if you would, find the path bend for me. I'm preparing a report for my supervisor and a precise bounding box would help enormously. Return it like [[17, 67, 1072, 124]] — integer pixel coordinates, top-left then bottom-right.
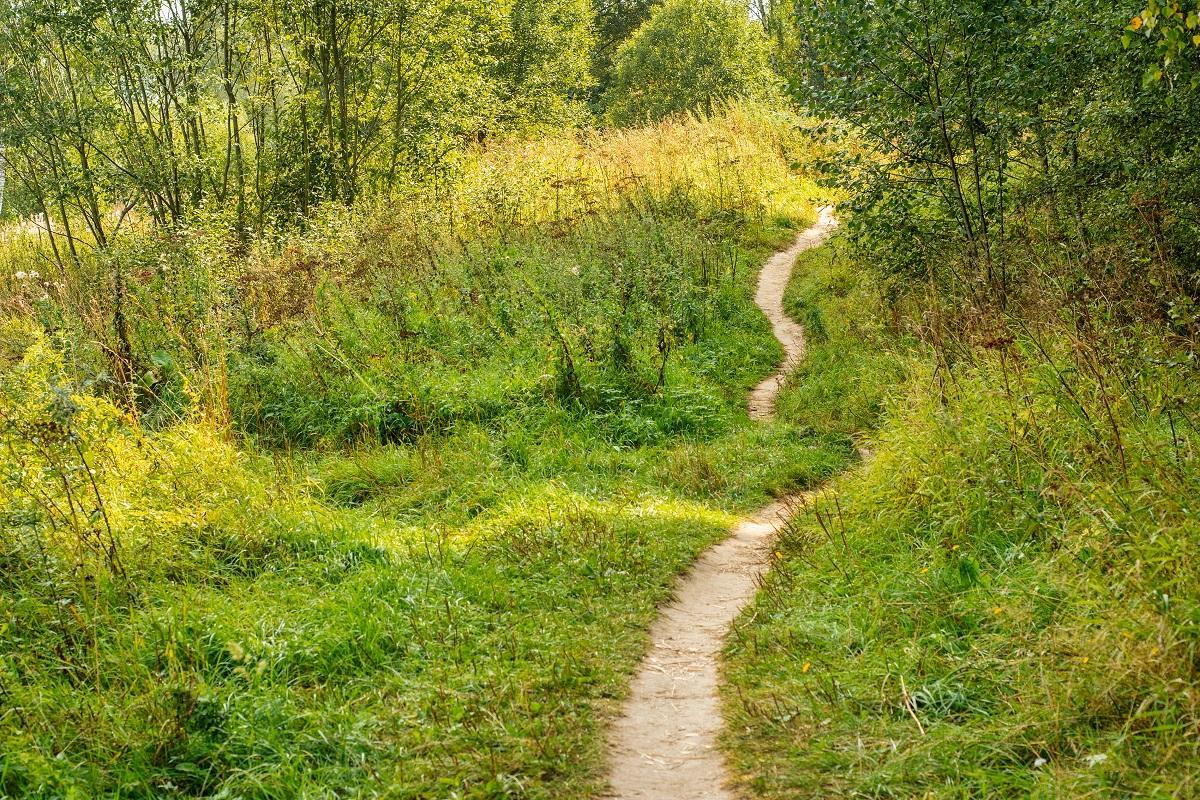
[[603, 207, 838, 800]]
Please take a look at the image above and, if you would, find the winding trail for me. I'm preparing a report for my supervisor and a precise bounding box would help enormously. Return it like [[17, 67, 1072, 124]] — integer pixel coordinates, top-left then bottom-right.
[[604, 207, 839, 800]]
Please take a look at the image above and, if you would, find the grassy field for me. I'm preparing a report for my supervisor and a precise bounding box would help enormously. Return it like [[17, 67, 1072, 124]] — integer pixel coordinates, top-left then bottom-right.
[[722, 237, 1200, 797], [0, 107, 860, 799]]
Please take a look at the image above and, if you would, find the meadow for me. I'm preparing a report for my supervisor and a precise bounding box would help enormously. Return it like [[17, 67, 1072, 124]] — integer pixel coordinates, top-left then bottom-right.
[[5, 0, 1200, 795], [0, 107, 855, 799]]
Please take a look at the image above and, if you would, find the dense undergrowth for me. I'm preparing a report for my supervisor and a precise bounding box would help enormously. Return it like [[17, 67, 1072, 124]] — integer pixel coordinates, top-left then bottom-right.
[[0, 107, 856, 798], [724, 234, 1200, 796]]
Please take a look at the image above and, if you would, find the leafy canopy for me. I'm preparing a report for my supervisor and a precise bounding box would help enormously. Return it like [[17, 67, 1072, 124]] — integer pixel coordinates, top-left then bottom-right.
[[1125, 1, 1200, 85], [603, 0, 779, 124]]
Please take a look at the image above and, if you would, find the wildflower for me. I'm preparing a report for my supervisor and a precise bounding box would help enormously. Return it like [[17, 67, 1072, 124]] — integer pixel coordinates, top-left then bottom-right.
[[1033, 757, 1047, 768], [1085, 753, 1107, 767], [802, 662, 811, 673], [14, 271, 26, 280], [992, 606, 1002, 615]]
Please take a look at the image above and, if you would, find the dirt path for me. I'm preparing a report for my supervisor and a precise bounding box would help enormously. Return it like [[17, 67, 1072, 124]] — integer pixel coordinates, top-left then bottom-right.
[[604, 208, 838, 800]]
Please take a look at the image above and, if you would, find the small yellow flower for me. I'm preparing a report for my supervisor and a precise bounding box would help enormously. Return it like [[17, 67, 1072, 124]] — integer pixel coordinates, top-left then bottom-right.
[[992, 606, 1002, 615], [802, 662, 812, 673], [1080, 656, 1090, 664], [1131, 14, 1144, 30]]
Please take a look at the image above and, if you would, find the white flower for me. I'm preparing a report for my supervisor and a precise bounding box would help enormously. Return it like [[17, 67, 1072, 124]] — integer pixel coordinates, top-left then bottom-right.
[[1085, 753, 1108, 767], [1033, 757, 1047, 768], [14, 271, 26, 280]]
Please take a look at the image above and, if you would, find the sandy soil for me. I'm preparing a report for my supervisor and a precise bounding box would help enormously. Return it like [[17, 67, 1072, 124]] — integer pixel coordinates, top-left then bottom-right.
[[603, 208, 838, 799]]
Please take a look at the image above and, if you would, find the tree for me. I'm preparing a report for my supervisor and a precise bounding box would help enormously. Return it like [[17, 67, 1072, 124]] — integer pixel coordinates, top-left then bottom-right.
[[590, 0, 660, 98], [787, 0, 1200, 305], [602, 0, 779, 125], [492, 0, 596, 130]]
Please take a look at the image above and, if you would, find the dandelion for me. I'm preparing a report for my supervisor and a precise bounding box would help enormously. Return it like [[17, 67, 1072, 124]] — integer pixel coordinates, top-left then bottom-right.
[[802, 662, 811, 673], [992, 606, 1002, 615]]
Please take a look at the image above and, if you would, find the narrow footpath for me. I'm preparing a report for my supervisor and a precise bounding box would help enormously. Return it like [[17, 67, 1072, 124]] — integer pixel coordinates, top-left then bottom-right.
[[604, 207, 839, 799]]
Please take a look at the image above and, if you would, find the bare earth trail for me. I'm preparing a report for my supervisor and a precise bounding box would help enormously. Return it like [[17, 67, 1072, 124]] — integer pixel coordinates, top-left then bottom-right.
[[604, 207, 839, 800]]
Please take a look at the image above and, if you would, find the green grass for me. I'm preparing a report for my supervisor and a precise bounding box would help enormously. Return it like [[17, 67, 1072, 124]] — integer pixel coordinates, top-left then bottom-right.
[[722, 240, 1200, 797], [0, 250, 850, 797], [0, 107, 861, 798]]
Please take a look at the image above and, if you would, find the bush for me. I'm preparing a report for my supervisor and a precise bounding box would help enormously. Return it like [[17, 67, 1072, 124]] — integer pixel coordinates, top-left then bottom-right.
[[603, 0, 781, 125]]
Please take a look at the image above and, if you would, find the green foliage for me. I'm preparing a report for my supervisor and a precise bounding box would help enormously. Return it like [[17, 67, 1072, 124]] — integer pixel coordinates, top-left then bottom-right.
[[796, 0, 1200, 310], [0, 104, 823, 433], [603, 0, 780, 125], [722, 199, 1200, 795], [1126, 1, 1200, 85], [498, 0, 597, 126], [0, 0, 596, 231], [590, 0, 662, 97]]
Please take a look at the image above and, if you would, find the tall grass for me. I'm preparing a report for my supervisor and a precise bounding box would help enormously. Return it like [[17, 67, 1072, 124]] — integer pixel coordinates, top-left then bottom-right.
[[0, 104, 826, 430]]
